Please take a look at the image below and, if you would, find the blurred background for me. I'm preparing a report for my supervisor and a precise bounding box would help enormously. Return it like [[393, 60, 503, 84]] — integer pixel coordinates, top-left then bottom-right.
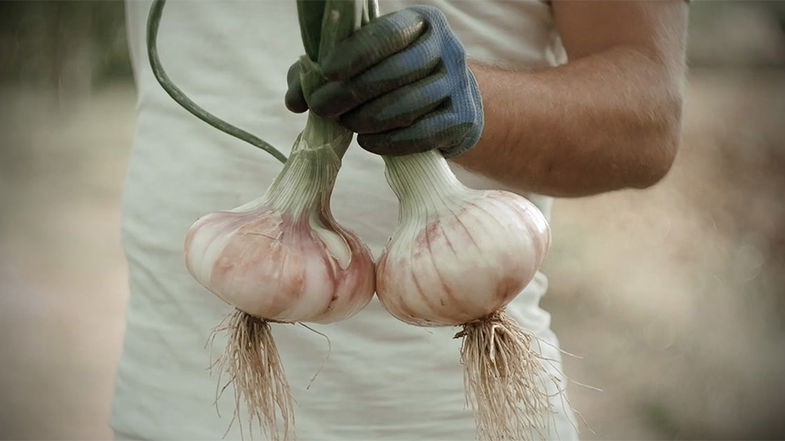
[[1, 1, 783, 439]]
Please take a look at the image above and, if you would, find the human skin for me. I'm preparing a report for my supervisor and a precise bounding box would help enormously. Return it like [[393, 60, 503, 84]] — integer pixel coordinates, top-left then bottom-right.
[[455, 0, 688, 197]]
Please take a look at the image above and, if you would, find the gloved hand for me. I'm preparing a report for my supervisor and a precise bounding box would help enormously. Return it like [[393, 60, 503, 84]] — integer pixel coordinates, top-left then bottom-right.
[[285, 5, 483, 158]]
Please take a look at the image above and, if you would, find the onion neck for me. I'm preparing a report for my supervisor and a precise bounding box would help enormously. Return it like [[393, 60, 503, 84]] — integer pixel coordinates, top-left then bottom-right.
[[383, 151, 467, 220], [266, 113, 350, 216], [266, 0, 361, 218]]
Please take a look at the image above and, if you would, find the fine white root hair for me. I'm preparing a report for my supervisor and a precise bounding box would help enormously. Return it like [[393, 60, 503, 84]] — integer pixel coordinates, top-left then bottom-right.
[[210, 310, 296, 441], [456, 310, 562, 441]]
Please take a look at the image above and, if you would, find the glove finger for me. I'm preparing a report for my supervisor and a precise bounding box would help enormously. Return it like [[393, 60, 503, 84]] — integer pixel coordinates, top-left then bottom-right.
[[285, 62, 309, 113], [309, 34, 441, 117], [341, 71, 453, 134], [320, 8, 426, 81], [441, 69, 484, 158], [357, 106, 472, 156]]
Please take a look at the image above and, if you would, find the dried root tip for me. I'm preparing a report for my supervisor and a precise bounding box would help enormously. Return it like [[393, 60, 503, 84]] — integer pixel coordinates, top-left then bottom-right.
[[212, 310, 296, 441], [456, 310, 558, 441]]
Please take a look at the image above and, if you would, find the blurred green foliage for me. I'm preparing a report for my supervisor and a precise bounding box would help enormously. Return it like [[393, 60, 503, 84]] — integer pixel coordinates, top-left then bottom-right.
[[0, 1, 130, 88], [688, 1, 785, 67]]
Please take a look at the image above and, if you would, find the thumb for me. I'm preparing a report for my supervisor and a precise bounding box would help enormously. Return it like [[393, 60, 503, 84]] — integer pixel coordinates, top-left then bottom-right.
[[285, 61, 309, 113]]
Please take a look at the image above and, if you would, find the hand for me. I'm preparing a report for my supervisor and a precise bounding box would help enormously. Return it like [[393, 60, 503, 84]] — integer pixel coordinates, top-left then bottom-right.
[[285, 6, 483, 158]]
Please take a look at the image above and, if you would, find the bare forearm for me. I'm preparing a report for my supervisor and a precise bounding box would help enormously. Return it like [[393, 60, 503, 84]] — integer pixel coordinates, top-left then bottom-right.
[[456, 52, 683, 197], [454, 1, 687, 197]]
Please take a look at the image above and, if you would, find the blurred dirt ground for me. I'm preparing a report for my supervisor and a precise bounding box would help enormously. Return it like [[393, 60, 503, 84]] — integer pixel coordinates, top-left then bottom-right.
[[543, 67, 785, 439], [0, 86, 134, 439], [1, 66, 783, 439]]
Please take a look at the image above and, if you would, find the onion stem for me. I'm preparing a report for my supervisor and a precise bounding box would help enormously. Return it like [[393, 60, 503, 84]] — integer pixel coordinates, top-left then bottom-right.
[[382, 150, 463, 218], [146, 0, 288, 164]]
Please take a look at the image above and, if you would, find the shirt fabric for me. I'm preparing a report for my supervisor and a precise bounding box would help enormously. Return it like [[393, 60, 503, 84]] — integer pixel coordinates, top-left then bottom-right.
[[113, 1, 577, 439]]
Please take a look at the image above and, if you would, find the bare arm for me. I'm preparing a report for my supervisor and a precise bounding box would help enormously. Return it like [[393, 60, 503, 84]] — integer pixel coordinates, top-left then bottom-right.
[[454, 0, 688, 197]]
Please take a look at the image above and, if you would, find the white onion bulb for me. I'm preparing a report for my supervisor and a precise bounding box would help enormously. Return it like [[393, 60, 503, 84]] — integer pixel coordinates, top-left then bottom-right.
[[184, 142, 375, 324], [376, 150, 559, 441], [183, 116, 375, 441], [376, 153, 550, 326]]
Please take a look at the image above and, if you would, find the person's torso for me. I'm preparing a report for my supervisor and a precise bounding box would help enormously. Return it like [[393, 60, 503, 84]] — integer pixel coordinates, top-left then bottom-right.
[[114, 2, 572, 439]]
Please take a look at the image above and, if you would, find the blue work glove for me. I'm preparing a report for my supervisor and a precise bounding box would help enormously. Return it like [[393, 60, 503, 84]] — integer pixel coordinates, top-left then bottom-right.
[[285, 6, 483, 158]]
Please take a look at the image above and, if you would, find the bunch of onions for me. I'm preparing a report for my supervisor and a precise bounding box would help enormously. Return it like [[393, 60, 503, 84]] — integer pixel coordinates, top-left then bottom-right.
[[376, 150, 556, 440], [181, 2, 375, 439], [154, 0, 561, 437]]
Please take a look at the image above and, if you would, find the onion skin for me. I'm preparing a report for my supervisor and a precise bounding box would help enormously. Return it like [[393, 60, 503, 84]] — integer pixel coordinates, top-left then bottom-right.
[[376, 153, 551, 327], [184, 119, 375, 325], [185, 203, 375, 324], [179, 93, 376, 439], [376, 151, 557, 441]]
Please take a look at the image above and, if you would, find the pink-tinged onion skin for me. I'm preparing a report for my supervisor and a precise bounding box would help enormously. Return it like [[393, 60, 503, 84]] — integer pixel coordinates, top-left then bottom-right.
[[185, 205, 375, 324], [376, 152, 551, 327], [184, 125, 375, 324]]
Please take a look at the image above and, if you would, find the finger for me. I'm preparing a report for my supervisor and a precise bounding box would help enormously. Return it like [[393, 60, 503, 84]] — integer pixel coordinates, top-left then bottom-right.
[[285, 62, 308, 113], [286, 61, 300, 85], [340, 72, 452, 134], [357, 107, 472, 156], [320, 8, 426, 81], [309, 35, 442, 117], [441, 69, 484, 158]]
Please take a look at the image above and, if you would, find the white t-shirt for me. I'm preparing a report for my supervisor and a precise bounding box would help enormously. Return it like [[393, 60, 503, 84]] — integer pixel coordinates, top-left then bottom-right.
[[113, 1, 576, 439]]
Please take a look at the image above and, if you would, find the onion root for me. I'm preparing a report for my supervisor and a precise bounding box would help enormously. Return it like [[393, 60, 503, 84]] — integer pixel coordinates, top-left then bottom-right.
[[455, 310, 558, 441], [211, 310, 296, 441]]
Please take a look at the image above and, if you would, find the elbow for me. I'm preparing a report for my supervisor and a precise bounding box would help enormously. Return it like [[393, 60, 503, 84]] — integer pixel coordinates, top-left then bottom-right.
[[627, 91, 683, 189], [629, 127, 680, 189]]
